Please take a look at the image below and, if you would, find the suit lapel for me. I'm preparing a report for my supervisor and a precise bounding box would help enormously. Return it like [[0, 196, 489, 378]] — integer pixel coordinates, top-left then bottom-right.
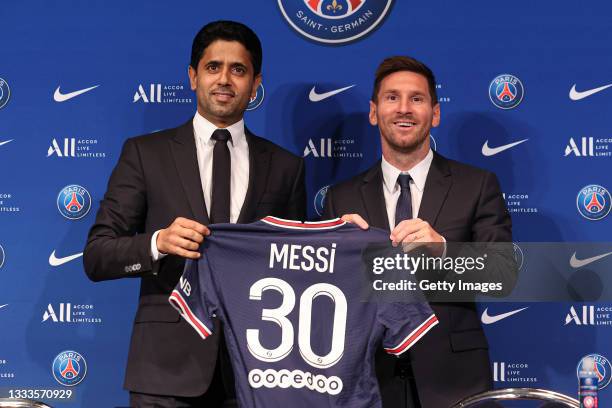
[[418, 152, 452, 227], [237, 129, 271, 223], [170, 120, 210, 225], [360, 161, 390, 231]]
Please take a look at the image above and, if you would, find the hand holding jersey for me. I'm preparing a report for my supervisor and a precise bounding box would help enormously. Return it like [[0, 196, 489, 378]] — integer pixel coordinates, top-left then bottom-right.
[[157, 217, 210, 259], [340, 213, 445, 256]]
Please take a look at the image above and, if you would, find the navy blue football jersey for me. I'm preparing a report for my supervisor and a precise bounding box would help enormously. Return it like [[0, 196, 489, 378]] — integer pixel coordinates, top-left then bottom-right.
[[169, 217, 437, 407]]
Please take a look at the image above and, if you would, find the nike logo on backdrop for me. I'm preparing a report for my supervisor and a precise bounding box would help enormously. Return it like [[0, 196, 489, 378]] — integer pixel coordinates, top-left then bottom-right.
[[49, 251, 83, 266], [0, 140, 14, 147], [309, 85, 355, 102], [481, 139, 528, 156], [53, 85, 99, 102], [570, 251, 612, 268], [0, 304, 8, 310], [481, 307, 529, 324], [569, 83, 612, 101]]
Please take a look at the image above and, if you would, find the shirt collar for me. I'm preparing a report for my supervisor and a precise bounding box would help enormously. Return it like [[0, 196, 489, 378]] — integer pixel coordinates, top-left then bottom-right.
[[381, 149, 434, 194], [192, 112, 246, 146]]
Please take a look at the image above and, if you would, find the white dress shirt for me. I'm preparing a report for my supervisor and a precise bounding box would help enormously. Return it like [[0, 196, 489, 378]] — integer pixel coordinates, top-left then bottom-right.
[[380, 150, 446, 254], [151, 113, 250, 260], [381, 149, 434, 230]]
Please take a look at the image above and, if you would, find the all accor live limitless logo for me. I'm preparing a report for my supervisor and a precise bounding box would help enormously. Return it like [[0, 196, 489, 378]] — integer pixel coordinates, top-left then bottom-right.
[[133, 83, 192, 104]]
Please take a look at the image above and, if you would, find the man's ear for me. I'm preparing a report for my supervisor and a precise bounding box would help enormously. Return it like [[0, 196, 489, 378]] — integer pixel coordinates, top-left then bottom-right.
[[188, 65, 197, 91], [369, 100, 378, 126], [251, 74, 262, 99], [432, 103, 440, 128]]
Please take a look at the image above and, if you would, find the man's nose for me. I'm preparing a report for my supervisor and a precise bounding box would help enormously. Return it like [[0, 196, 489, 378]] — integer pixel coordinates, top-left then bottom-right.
[[217, 66, 231, 85], [398, 97, 413, 114]]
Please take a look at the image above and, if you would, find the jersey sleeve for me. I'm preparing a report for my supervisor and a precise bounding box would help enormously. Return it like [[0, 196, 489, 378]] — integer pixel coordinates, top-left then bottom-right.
[[168, 255, 218, 340], [377, 302, 438, 357]]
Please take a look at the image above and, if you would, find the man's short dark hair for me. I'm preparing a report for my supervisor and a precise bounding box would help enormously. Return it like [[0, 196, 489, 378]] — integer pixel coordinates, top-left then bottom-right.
[[190, 20, 263, 76], [371, 56, 438, 105]]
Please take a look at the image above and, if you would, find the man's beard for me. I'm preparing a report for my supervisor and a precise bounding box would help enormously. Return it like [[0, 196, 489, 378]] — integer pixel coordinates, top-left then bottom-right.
[[386, 131, 429, 154]]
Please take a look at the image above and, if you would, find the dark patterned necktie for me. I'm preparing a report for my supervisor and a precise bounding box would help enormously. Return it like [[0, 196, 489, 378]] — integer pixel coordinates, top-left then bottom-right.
[[210, 129, 232, 224], [395, 174, 412, 226]]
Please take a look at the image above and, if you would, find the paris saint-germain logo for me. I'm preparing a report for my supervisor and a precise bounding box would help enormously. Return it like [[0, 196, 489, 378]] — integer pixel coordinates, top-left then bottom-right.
[[429, 134, 437, 151], [577, 354, 612, 390], [314, 185, 329, 216], [576, 184, 611, 221], [278, 0, 394, 44], [489, 74, 524, 109], [0, 78, 10, 110], [57, 184, 92, 220], [513, 243, 524, 271], [52, 350, 87, 386], [247, 83, 265, 111]]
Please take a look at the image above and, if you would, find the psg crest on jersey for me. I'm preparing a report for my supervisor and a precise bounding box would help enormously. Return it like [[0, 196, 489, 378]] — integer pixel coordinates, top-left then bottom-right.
[[576, 184, 611, 221], [52, 351, 87, 386], [577, 354, 612, 390], [489, 74, 524, 109], [0, 78, 10, 110], [247, 83, 265, 111], [57, 184, 92, 220], [313, 185, 329, 216], [278, 0, 395, 44]]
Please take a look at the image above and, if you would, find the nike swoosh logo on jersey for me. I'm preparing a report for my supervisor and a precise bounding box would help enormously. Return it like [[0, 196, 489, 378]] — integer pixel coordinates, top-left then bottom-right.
[[49, 251, 83, 266], [309, 85, 355, 102], [53, 85, 99, 102], [481, 139, 528, 156], [570, 251, 612, 268], [0, 139, 14, 147], [481, 307, 528, 324], [569, 83, 612, 101]]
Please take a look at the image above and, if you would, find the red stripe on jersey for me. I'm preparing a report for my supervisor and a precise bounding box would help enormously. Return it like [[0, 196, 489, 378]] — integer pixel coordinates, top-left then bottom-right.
[[263, 216, 344, 228], [385, 315, 438, 355], [169, 291, 212, 338]]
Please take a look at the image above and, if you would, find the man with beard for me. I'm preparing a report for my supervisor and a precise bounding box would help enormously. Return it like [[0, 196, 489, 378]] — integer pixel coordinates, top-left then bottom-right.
[[84, 21, 306, 407], [323, 56, 512, 407]]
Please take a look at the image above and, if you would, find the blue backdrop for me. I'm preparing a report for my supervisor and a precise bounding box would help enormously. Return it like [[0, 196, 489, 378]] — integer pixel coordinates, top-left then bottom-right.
[[1, 1, 611, 406]]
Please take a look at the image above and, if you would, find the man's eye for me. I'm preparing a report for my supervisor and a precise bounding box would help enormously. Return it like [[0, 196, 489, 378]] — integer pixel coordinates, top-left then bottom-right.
[[412, 96, 424, 103], [206, 64, 218, 72], [386, 95, 397, 101], [233, 67, 246, 74]]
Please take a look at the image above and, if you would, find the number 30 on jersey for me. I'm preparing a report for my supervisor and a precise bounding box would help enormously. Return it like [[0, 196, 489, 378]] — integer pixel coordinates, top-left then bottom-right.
[[246, 277, 347, 369]]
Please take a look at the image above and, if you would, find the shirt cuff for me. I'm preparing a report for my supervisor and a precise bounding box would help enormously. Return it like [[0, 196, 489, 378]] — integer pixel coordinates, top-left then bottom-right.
[[151, 230, 167, 261]]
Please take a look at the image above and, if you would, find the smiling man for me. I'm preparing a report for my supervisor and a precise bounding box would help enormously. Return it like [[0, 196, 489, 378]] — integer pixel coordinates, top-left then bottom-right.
[[84, 21, 306, 407], [323, 56, 512, 407]]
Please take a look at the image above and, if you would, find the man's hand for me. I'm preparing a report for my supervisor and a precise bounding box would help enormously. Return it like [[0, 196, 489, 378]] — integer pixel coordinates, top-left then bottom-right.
[[340, 214, 369, 230], [390, 218, 444, 256], [157, 217, 210, 259]]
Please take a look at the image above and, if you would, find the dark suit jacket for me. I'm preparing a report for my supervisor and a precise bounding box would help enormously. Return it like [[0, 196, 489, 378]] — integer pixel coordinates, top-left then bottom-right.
[[84, 119, 306, 397], [323, 152, 513, 408]]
